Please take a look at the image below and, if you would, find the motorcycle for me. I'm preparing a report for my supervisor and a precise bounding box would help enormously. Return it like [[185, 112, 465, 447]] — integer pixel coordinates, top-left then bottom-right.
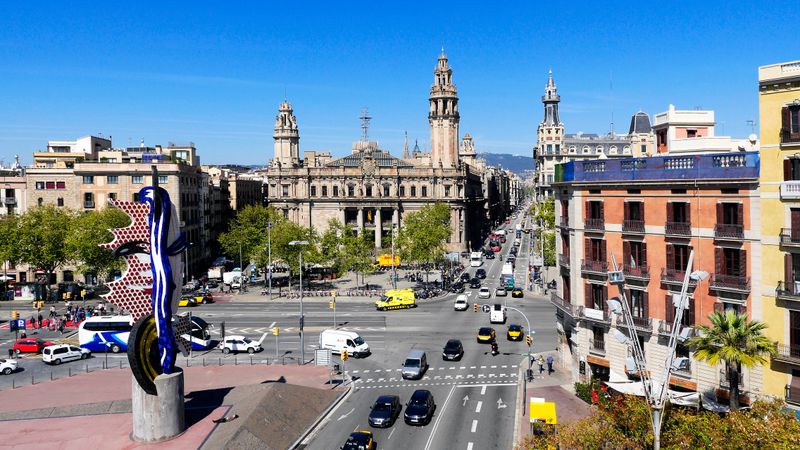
[[491, 342, 499, 356]]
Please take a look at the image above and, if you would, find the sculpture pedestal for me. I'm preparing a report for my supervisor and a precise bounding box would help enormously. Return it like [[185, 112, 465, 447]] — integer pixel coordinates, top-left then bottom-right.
[[131, 369, 185, 443]]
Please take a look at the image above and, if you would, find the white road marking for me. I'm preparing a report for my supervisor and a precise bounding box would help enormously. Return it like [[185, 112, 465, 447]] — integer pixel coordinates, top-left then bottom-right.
[[470, 419, 478, 432], [423, 384, 457, 450], [337, 408, 354, 421], [475, 401, 482, 413], [490, 365, 497, 369], [481, 385, 487, 395], [467, 443, 474, 450], [388, 428, 395, 440], [459, 366, 465, 370]]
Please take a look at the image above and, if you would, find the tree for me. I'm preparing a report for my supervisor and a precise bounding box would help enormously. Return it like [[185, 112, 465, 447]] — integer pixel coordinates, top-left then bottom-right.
[[542, 230, 555, 266], [15, 205, 74, 296], [531, 196, 555, 230], [67, 208, 131, 282], [396, 203, 451, 285], [0, 216, 19, 286], [686, 311, 776, 409], [320, 219, 377, 287], [218, 205, 284, 269]]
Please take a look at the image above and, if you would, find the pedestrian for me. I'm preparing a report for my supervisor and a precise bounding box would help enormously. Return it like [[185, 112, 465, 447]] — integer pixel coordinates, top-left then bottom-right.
[[37, 313, 43, 328], [58, 319, 64, 335], [49, 305, 56, 318], [30, 315, 36, 329], [538, 355, 545, 374], [546, 354, 554, 375]]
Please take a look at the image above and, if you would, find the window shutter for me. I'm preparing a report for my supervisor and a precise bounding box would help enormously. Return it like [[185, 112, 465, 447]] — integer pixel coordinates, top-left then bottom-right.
[[739, 249, 747, 278], [786, 253, 793, 284], [685, 202, 691, 226], [624, 202, 630, 221], [686, 297, 695, 326], [585, 238, 591, 262], [599, 202, 605, 221], [737, 203, 744, 227], [666, 244, 675, 271], [639, 202, 645, 222], [623, 241, 631, 267], [641, 242, 648, 266], [713, 302, 724, 314], [585, 283, 592, 308], [786, 159, 793, 181], [585, 201, 590, 221], [792, 209, 800, 233], [602, 285, 608, 312], [715, 247, 723, 275], [601, 240, 607, 262], [666, 202, 673, 223], [716, 203, 723, 225], [665, 295, 674, 323], [643, 291, 649, 318], [783, 107, 790, 131]]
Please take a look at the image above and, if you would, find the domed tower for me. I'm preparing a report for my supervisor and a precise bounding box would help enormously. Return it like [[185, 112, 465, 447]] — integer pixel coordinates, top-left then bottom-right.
[[429, 49, 460, 168], [273, 100, 300, 167]]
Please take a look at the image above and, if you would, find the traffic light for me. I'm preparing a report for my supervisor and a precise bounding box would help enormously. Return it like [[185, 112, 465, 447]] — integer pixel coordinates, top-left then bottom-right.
[[329, 300, 334, 309], [11, 311, 19, 319], [342, 350, 349, 361], [526, 334, 532, 346], [272, 326, 279, 336], [474, 303, 478, 312]]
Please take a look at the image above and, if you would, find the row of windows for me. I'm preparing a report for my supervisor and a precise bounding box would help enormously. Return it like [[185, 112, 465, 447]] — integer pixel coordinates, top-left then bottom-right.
[[276, 184, 456, 199], [82, 175, 167, 185], [35, 181, 66, 190], [545, 144, 632, 155]]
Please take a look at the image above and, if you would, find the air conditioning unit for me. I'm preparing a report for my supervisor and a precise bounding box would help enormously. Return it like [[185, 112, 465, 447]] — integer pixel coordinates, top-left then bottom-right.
[[671, 357, 690, 371], [678, 327, 694, 343]]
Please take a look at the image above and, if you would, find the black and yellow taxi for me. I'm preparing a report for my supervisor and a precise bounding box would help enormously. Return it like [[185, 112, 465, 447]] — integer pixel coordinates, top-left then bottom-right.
[[507, 324, 524, 341], [477, 327, 496, 343], [511, 287, 524, 298], [178, 294, 198, 307], [341, 430, 376, 450]]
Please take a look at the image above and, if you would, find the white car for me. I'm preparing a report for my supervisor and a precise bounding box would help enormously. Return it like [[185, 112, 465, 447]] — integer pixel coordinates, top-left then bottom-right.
[[454, 295, 468, 311], [478, 287, 492, 299], [219, 334, 266, 354], [0, 358, 17, 375], [42, 344, 91, 365]]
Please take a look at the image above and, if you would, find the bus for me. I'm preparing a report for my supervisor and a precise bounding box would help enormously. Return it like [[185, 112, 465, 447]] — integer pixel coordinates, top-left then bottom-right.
[[470, 252, 484, 267], [183, 316, 213, 350], [78, 315, 134, 353]]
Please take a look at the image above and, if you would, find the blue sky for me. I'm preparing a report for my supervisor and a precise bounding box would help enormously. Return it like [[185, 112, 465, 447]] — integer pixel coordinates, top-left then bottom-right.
[[0, 2, 798, 165]]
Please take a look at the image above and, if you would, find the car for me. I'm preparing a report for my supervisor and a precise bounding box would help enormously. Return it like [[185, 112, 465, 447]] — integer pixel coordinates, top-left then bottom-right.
[[511, 287, 524, 298], [404, 390, 436, 426], [178, 295, 197, 307], [469, 278, 481, 289], [12, 338, 54, 354], [368, 395, 401, 428], [478, 287, 491, 299], [495, 286, 508, 297], [42, 344, 91, 365], [0, 359, 17, 375], [449, 282, 465, 294], [442, 339, 464, 361], [460, 272, 472, 283], [475, 268, 487, 279], [509, 247, 518, 256], [341, 430, 376, 450], [219, 335, 264, 354], [484, 250, 495, 260], [507, 324, 524, 341], [477, 327, 496, 343], [454, 295, 468, 311]]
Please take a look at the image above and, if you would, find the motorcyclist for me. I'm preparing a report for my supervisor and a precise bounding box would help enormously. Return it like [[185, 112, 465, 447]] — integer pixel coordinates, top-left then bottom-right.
[[491, 341, 499, 356]]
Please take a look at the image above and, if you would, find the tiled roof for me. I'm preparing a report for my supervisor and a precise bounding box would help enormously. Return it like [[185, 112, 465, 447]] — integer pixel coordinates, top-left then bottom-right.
[[325, 150, 412, 168]]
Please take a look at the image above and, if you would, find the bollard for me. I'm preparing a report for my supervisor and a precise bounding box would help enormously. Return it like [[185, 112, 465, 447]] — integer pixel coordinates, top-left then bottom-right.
[[31, 375, 34, 385], [51, 372, 54, 381], [218, 358, 221, 366], [235, 357, 238, 366], [12, 378, 15, 389], [250, 357, 253, 365], [203, 358, 206, 367], [85, 364, 89, 373], [69, 367, 72, 377], [120, 360, 123, 369]]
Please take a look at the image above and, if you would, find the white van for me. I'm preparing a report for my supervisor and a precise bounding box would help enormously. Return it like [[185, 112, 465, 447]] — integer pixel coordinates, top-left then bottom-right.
[[43, 344, 91, 365], [469, 252, 483, 267], [490, 304, 507, 324], [319, 329, 371, 358]]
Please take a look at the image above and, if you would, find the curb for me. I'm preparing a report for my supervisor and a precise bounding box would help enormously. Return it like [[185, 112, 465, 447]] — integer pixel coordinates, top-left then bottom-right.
[[290, 382, 353, 449], [513, 356, 527, 448]]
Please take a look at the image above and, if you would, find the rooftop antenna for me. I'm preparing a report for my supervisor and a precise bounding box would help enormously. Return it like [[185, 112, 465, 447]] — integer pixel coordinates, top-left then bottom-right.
[[359, 107, 372, 142], [746, 119, 756, 134], [609, 70, 615, 136]]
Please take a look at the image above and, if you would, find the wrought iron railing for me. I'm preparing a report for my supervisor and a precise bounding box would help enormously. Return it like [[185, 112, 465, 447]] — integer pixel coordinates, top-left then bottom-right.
[[714, 223, 744, 239], [665, 221, 691, 236], [622, 220, 645, 233]]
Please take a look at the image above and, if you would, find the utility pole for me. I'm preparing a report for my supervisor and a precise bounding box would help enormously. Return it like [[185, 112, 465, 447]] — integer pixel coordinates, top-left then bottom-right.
[[267, 222, 273, 300], [289, 240, 309, 364], [391, 224, 397, 290]]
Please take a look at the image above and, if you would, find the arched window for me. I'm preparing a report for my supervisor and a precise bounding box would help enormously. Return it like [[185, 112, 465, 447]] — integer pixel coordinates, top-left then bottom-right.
[[399, 185, 406, 197], [583, 146, 590, 154], [347, 185, 355, 197], [383, 185, 390, 197], [609, 146, 618, 155], [596, 146, 604, 154], [421, 186, 428, 197], [365, 184, 372, 197], [411, 186, 417, 197]]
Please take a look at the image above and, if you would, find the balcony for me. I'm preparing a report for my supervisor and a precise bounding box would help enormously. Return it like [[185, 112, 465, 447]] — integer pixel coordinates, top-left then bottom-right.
[[710, 274, 750, 293], [83, 201, 95, 209], [780, 181, 800, 200], [719, 369, 744, 390], [714, 223, 744, 240], [581, 259, 608, 276], [559, 216, 569, 228], [579, 306, 611, 324], [773, 343, 800, 366], [619, 315, 653, 333], [776, 281, 800, 304], [787, 385, 800, 406], [550, 292, 577, 318], [622, 220, 645, 234], [584, 218, 605, 232], [660, 268, 698, 286], [780, 228, 800, 248], [623, 265, 650, 281], [589, 338, 606, 355], [665, 221, 691, 237], [2, 197, 16, 205], [558, 254, 570, 269], [781, 129, 800, 146]]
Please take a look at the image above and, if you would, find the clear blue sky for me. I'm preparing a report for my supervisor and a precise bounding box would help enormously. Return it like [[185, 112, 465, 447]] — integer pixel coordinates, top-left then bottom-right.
[[1, 2, 798, 165]]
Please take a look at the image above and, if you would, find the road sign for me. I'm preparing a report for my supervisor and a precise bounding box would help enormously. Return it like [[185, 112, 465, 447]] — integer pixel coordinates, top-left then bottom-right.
[[272, 326, 279, 336], [314, 349, 332, 366], [14, 319, 25, 330], [481, 305, 491, 313]]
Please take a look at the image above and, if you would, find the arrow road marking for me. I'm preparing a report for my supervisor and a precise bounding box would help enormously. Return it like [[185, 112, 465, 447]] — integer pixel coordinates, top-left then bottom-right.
[[497, 398, 507, 409], [462, 395, 469, 406], [337, 408, 354, 421]]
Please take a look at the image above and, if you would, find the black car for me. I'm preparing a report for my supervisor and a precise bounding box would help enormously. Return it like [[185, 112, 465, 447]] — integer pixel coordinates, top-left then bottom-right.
[[460, 272, 472, 283], [469, 278, 481, 289], [484, 250, 495, 259], [368, 395, 401, 428], [449, 282, 465, 293], [404, 389, 436, 426], [442, 339, 464, 361], [509, 247, 518, 256], [475, 268, 487, 279]]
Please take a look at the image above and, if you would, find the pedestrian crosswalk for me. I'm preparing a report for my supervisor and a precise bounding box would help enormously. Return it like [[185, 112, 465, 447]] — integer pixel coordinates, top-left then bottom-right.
[[209, 325, 386, 336], [350, 365, 520, 390]]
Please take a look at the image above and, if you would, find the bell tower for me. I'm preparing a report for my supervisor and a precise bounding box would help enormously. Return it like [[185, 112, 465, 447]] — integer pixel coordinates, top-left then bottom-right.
[[429, 49, 460, 168], [273, 100, 300, 167]]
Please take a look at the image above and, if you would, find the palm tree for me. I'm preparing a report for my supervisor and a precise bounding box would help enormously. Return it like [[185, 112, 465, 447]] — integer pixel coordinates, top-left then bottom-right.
[[686, 310, 776, 410]]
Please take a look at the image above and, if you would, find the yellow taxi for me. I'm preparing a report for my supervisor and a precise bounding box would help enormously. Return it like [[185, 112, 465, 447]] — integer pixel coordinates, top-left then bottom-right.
[[476, 327, 496, 343], [511, 287, 524, 298], [341, 430, 376, 450], [507, 324, 524, 341], [178, 295, 197, 307]]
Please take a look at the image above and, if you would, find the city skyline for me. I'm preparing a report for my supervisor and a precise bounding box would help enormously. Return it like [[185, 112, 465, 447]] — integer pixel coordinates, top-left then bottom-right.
[[1, 2, 798, 165]]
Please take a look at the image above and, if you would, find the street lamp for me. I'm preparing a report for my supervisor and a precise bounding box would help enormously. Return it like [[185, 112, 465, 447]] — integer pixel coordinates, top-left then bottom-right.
[[267, 222, 274, 300], [289, 240, 309, 364], [391, 224, 397, 290]]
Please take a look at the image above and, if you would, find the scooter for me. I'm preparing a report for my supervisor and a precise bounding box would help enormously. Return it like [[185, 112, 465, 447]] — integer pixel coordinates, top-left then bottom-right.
[[491, 342, 499, 356]]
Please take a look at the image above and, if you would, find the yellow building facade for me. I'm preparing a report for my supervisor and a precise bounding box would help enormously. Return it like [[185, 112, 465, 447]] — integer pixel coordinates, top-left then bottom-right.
[[758, 60, 800, 403]]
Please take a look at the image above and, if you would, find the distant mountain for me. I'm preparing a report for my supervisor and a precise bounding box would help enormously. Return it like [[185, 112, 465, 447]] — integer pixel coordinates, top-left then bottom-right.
[[479, 153, 534, 175]]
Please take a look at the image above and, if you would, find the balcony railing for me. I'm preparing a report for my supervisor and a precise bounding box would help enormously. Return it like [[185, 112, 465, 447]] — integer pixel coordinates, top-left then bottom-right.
[[710, 274, 750, 293], [776, 281, 800, 303], [780, 228, 800, 247], [620, 315, 653, 333], [584, 218, 605, 231], [550, 292, 577, 318], [83, 201, 95, 209], [589, 338, 606, 354], [660, 268, 697, 286], [559, 216, 569, 228], [719, 369, 744, 389], [558, 254, 570, 269], [623, 265, 650, 281], [579, 306, 611, 324], [773, 343, 800, 366], [665, 221, 691, 237], [780, 181, 800, 200], [786, 385, 800, 406], [581, 259, 608, 275], [622, 220, 645, 233], [2, 197, 17, 205], [714, 223, 744, 240], [781, 129, 800, 145]]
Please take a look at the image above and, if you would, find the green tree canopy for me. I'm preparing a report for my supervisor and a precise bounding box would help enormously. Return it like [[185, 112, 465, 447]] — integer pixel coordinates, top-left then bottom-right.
[[67, 208, 131, 282], [0, 216, 20, 275], [531, 196, 555, 230], [686, 310, 776, 409], [218, 205, 284, 269], [396, 203, 451, 272], [15, 205, 74, 289]]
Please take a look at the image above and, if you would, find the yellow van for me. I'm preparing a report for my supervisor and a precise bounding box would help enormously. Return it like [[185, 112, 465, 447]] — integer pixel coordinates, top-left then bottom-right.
[[375, 289, 416, 311]]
